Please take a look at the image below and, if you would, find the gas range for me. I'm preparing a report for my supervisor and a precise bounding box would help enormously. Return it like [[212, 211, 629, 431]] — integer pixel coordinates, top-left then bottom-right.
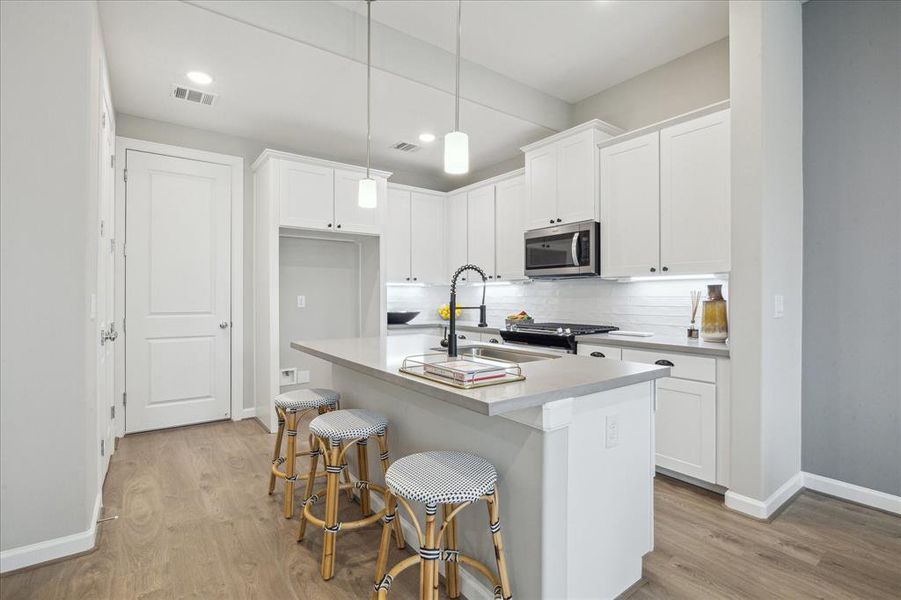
[[499, 322, 619, 353]]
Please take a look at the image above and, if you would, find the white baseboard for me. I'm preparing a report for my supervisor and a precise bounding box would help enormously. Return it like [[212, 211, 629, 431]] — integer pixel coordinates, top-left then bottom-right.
[[725, 472, 804, 520], [236, 407, 256, 421], [349, 475, 494, 600], [0, 491, 102, 573], [803, 472, 901, 515]]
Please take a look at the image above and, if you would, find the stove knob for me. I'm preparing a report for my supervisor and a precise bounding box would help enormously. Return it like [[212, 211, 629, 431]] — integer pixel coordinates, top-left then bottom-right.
[[564, 328, 572, 335], [556, 327, 564, 335]]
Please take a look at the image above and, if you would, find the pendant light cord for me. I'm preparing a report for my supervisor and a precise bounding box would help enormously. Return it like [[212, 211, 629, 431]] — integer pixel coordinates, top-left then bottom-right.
[[455, 0, 461, 132], [366, 0, 372, 179]]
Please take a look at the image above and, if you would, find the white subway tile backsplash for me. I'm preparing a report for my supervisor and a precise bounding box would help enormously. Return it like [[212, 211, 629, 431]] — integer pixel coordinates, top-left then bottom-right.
[[388, 278, 728, 337]]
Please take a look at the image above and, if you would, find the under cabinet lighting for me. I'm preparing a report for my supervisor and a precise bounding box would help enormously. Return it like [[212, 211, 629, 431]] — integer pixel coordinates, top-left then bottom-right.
[[386, 282, 427, 287], [618, 274, 727, 282]]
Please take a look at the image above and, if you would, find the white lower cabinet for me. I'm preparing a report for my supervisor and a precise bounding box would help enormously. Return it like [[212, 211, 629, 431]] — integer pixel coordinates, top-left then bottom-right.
[[584, 344, 722, 486], [653, 377, 716, 483], [577, 343, 622, 360]]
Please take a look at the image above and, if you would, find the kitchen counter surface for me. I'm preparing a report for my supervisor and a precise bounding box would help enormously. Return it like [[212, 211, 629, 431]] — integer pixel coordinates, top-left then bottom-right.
[[291, 334, 669, 416], [578, 332, 730, 358]]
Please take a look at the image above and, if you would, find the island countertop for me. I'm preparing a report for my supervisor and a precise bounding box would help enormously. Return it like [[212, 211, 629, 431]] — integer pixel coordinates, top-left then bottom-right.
[[291, 334, 669, 416]]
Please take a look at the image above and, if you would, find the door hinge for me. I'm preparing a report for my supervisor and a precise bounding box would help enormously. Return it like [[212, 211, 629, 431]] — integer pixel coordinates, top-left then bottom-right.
[[122, 391, 127, 406], [110, 154, 115, 169], [110, 405, 116, 419], [123, 168, 127, 182], [100, 220, 105, 237], [101, 439, 105, 457], [110, 238, 115, 253], [122, 242, 127, 257]]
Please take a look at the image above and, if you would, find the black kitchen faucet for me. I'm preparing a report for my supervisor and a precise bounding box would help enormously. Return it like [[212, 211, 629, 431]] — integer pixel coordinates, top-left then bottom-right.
[[445, 264, 488, 358]]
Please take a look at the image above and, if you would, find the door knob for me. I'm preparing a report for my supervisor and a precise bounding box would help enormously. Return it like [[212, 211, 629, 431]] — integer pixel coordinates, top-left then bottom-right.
[[219, 321, 229, 329]]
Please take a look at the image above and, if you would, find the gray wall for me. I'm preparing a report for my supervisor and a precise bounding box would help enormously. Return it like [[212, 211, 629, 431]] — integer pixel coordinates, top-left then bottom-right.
[[802, 0, 901, 496], [279, 236, 360, 392], [572, 38, 730, 131], [1, 0, 105, 551]]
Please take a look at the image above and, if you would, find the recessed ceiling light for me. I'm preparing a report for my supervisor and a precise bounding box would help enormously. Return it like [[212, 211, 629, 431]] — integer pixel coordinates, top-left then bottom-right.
[[186, 71, 213, 85], [418, 132, 436, 143]]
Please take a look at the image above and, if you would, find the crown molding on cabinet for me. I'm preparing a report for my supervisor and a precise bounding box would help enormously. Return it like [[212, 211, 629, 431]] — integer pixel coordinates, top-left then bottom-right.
[[387, 167, 525, 197], [596, 100, 731, 150], [251, 148, 393, 179], [520, 119, 623, 153]]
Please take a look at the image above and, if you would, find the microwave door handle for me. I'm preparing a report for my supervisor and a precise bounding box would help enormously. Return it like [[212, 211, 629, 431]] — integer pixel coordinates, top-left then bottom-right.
[[571, 232, 581, 267]]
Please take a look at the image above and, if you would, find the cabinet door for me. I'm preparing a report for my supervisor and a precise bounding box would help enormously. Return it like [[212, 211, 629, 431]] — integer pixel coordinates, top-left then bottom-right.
[[278, 160, 334, 229], [576, 343, 622, 360], [494, 176, 526, 281], [385, 188, 411, 283], [333, 168, 384, 234], [600, 132, 660, 277], [411, 192, 446, 284], [660, 109, 730, 274], [655, 377, 716, 483], [467, 185, 496, 279], [556, 130, 598, 224], [525, 146, 558, 230], [445, 192, 468, 280]]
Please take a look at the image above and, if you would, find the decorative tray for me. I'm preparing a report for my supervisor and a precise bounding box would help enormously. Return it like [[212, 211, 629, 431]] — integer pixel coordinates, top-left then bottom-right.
[[400, 353, 525, 389]]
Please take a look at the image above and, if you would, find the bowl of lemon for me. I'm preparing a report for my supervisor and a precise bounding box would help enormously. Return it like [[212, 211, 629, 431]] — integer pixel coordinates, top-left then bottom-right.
[[437, 303, 463, 321]]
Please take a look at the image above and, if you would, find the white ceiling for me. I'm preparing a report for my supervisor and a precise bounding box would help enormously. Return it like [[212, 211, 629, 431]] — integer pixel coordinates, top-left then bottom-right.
[[333, 0, 729, 103], [98, 1, 727, 188]]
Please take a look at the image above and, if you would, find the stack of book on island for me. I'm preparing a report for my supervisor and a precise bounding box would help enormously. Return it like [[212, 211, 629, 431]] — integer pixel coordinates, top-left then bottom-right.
[[423, 359, 508, 385]]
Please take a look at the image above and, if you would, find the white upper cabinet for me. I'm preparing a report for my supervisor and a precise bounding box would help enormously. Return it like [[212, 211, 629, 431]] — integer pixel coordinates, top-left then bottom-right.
[[446, 191, 468, 280], [556, 129, 598, 225], [659, 109, 731, 274], [385, 188, 411, 283], [522, 120, 621, 231], [262, 151, 390, 234], [278, 160, 334, 230], [334, 168, 384, 234], [598, 106, 731, 278], [410, 192, 446, 284], [600, 132, 661, 278], [525, 146, 558, 230], [467, 184, 496, 279], [494, 176, 526, 281]]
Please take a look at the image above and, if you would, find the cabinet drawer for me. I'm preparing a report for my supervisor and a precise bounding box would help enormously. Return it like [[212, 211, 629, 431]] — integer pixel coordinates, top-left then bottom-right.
[[577, 343, 622, 360], [622, 349, 715, 383]]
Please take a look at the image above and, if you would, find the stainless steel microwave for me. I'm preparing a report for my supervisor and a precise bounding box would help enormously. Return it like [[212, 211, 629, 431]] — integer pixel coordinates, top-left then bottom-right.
[[524, 220, 600, 278]]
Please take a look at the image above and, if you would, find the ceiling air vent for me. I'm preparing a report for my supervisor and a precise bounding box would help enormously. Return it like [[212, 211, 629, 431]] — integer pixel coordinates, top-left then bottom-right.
[[172, 85, 217, 106], [390, 141, 420, 153]]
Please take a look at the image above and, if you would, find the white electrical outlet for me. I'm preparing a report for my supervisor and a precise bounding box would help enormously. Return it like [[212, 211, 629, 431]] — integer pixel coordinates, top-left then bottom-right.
[[605, 414, 620, 448], [774, 294, 784, 318], [296, 295, 306, 308]]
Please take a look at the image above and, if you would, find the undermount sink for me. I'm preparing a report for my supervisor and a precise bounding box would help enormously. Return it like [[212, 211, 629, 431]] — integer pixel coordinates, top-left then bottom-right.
[[431, 344, 561, 364]]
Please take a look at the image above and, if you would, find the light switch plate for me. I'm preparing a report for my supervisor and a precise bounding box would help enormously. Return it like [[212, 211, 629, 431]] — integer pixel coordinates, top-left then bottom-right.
[[296, 295, 306, 308]]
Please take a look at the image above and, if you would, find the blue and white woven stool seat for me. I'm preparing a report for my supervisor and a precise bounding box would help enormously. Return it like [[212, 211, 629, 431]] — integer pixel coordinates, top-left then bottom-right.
[[309, 409, 388, 442], [385, 450, 498, 505], [274, 388, 339, 412]]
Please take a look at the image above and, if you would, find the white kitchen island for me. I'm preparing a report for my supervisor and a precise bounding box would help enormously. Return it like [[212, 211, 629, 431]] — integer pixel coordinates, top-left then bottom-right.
[[291, 334, 669, 600]]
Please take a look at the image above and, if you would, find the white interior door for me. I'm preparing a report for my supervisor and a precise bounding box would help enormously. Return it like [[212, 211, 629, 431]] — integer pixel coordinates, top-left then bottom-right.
[[125, 151, 232, 433], [97, 96, 116, 476]]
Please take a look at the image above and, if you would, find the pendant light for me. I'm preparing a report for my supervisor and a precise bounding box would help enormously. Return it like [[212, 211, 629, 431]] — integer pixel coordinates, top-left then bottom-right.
[[358, 0, 378, 208], [444, 0, 469, 175]]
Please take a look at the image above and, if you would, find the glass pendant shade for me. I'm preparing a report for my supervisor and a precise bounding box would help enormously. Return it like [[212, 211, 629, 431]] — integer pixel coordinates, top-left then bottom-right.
[[358, 177, 378, 208], [444, 130, 469, 175]]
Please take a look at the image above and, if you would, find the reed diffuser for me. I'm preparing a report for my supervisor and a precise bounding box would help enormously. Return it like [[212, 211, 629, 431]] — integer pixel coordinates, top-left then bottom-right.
[[688, 291, 701, 339]]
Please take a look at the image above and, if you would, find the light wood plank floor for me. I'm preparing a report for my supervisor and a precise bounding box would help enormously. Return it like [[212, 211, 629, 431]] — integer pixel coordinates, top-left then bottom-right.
[[1, 420, 899, 599]]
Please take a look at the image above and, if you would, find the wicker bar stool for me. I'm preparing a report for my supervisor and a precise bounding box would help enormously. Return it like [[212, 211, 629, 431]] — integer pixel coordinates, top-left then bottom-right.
[[268, 388, 341, 518], [372, 451, 512, 600], [298, 409, 406, 581]]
